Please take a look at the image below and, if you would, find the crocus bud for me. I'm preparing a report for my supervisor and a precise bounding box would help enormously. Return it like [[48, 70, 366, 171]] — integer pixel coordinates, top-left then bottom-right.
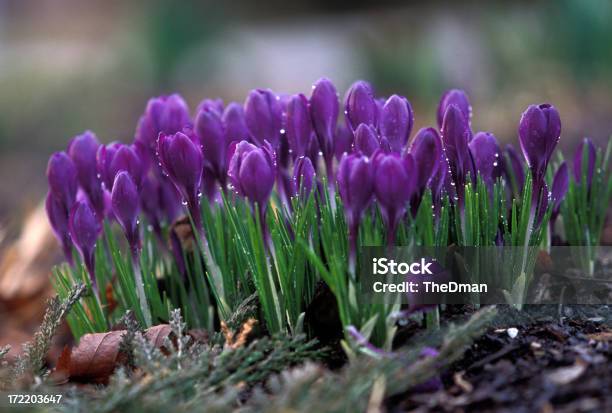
[[228, 141, 275, 206], [429, 154, 450, 203], [338, 152, 374, 272], [196, 106, 227, 185], [293, 156, 316, 198], [69, 200, 101, 290], [518, 103, 561, 185], [310, 78, 339, 159], [410, 127, 442, 193], [196, 98, 224, 116], [437, 89, 471, 129], [157, 132, 204, 228], [109, 144, 143, 189], [344, 81, 377, 131], [373, 152, 416, 244], [135, 94, 191, 150], [354, 124, 380, 157], [223, 102, 250, 143], [285, 94, 312, 159], [111, 171, 140, 251], [46, 191, 73, 264], [337, 153, 374, 231], [244, 89, 282, 148], [503, 144, 525, 195], [441, 104, 474, 197], [379, 95, 414, 153], [551, 162, 569, 221], [68, 131, 106, 217], [469, 132, 502, 191], [334, 125, 354, 161], [96, 142, 121, 190], [573, 137, 596, 188], [47, 151, 78, 209]]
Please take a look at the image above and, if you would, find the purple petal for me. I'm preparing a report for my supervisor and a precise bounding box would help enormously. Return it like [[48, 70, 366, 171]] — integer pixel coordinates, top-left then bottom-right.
[[285, 94, 313, 159], [437, 89, 471, 129], [379, 95, 414, 153], [410, 127, 442, 192], [310, 78, 339, 158], [244, 89, 283, 148], [344, 81, 377, 131], [354, 124, 380, 157], [573, 137, 596, 188]]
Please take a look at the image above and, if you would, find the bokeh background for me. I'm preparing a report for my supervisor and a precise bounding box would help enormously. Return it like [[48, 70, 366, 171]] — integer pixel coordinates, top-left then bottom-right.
[[0, 0, 611, 359], [1, 0, 612, 227]]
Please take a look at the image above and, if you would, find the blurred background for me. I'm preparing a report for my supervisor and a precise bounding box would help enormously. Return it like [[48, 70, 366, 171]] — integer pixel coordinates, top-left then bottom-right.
[[0, 0, 611, 358], [1, 0, 612, 226]]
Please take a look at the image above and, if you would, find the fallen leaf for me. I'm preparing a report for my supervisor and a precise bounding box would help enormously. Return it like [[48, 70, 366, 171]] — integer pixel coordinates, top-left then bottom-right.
[[67, 330, 126, 383], [546, 359, 587, 385], [53, 324, 174, 383], [587, 331, 612, 342], [145, 324, 173, 350]]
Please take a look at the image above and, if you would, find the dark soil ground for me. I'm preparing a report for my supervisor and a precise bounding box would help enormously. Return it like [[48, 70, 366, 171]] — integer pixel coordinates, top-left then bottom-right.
[[394, 305, 612, 413]]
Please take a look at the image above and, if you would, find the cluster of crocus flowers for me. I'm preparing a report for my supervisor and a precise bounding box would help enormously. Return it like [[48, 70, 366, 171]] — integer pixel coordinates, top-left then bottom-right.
[[48, 77, 599, 310]]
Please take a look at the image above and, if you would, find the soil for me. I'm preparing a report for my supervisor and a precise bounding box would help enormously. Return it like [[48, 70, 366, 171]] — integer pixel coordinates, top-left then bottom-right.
[[394, 305, 612, 413]]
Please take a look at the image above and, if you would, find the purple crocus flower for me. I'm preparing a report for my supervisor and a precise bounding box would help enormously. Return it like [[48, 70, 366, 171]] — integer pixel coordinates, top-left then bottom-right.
[[47, 152, 78, 211], [379, 95, 414, 153], [310, 78, 339, 171], [503, 144, 526, 196], [518, 103, 561, 192], [45, 192, 73, 264], [441, 104, 475, 203], [244, 89, 283, 148], [222, 102, 250, 143], [468, 132, 502, 191], [135, 94, 191, 151], [573, 137, 596, 188], [354, 124, 380, 157], [428, 154, 450, 206], [196, 105, 228, 187], [285, 94, 313, 159], [437, 89, 471, 129], [196, 98, 224, 116], [550, 162, 569, 226], [373, 152, 416, 245], [157, 131, 204, 231], [337, 152, 374, 272], [292, 156, 316, 199], [96, 142, 121, 190], [99, 144, 143, 190], [111, 171, 141, 252], [333, 124, 354, 161], [69, 200, 101, 293], [410, 127, 442, 195], [344, 81, 378, 132], [228, 141, 276, 206], [67, 131, 106, 218]]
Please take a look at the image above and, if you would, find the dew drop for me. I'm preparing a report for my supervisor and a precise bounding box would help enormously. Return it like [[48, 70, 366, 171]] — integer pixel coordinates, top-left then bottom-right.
[[493, 162, 498, 167], [280, 129, 286, 134]]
